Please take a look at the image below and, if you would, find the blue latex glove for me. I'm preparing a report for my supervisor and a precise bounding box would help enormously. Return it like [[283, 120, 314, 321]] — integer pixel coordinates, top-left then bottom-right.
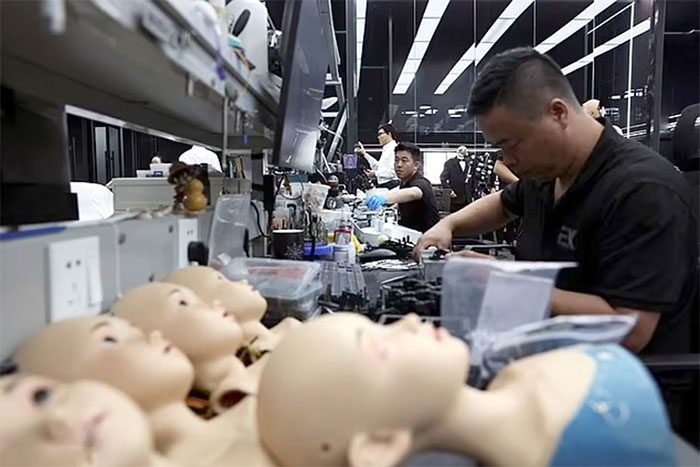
[[366, 195, 387, 211]]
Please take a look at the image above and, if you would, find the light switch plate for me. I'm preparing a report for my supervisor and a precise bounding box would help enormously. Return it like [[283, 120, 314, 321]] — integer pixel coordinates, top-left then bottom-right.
[[47, 236, 102, 322], [177, 218, 199, 268]]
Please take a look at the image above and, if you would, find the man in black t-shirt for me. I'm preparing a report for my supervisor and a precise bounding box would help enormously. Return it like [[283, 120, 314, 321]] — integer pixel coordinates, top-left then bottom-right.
[[365, 142, 439, 233], [414, 48, 698, 358]]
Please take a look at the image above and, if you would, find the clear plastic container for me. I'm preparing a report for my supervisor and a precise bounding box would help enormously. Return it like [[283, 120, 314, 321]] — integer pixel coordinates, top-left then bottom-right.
[[440, 258, 575, 367], [221, 258, 322, 325], [208, 194, 251, 269]]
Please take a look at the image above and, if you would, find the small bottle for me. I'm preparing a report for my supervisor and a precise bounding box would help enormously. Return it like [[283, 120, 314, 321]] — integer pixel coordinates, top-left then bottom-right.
[[334, 208, 353, 245]]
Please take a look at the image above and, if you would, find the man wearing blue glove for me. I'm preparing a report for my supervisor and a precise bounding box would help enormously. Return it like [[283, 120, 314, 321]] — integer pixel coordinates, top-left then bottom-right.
[[364, 142, 439, 233]]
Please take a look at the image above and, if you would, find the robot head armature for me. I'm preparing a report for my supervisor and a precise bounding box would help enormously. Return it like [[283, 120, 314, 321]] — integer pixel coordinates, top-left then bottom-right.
[[13, 316, 194, 411], [111, 282, 243, 360], [257, 313, 469, 466], [0, 375, 154, 466], [165, 266, 268, 324]]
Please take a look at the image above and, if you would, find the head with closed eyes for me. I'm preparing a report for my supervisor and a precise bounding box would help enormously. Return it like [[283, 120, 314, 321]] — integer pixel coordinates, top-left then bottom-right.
[[111, 282, 244, 359], [257, 313, 468, 466], [14, 316, 194, 411], [165, 266, 268, 324]]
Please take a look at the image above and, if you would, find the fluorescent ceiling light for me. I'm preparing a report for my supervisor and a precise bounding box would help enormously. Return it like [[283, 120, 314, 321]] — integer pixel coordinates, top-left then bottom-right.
[[610, 95, 621, 100], [419, 105, 432, 109], [534, 0, 617, 54], [434, 0, 533, 95], [355, 0, 367, 96], [561, 19, 651, 75], [449, 114, 462, 118], [392, 0, 450, 95]]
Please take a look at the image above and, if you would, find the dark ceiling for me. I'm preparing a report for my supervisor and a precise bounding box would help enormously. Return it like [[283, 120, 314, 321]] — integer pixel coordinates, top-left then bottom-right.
[[268, 0, 696, 144]]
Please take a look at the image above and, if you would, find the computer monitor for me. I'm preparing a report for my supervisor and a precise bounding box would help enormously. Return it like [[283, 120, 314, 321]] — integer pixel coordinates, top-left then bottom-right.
[[271, 0, 329, 173]]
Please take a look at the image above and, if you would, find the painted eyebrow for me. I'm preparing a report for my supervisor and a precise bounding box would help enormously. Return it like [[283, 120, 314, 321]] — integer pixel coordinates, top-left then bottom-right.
[[168, 288, 180, 296], [2, 375, 24, 394], [89, 321, 111, 333]]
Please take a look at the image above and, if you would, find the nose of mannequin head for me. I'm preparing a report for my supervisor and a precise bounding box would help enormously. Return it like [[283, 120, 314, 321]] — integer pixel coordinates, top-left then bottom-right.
[[111, 281, 244, 358], [14, 316, 195, 410], [0, 375, 153, 466], [257, 313, 468, 466], [166, 266, 268, 324]]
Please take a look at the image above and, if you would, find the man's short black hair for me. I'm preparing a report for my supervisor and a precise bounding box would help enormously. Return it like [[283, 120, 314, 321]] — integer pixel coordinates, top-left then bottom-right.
[[468, 47, 579, 118], [378, 123, 398, 141], [395, 141, 421, 164]]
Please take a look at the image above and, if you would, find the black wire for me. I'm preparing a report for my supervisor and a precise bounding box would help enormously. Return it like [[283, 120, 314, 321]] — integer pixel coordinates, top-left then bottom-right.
[[251, 201, 269, 238]]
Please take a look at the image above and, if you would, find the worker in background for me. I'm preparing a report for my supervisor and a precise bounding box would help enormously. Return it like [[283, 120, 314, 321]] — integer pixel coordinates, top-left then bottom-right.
[[365, 142, 439, 233], [583, 99, 623, 135], [357, 123, 400, 189], [178, 145, 222, 172], [440, 145, 472, 213]]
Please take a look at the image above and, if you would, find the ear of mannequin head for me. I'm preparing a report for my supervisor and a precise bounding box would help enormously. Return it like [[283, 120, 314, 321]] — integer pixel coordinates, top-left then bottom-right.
[[14, 316, 194, 410], [165, 266, 268, 324], [0, 376, 153, 466], [111, 282, 243, 358], [257, 313, 469, 466]]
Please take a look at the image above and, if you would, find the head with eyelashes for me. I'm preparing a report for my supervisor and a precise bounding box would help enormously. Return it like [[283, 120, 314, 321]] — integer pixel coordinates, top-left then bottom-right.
[[111, 282, 244, 359], [13, 316, 194, 411], [0, 376, 154, 466], [165, 266, 268, 324], [257, 313, 469, 466]]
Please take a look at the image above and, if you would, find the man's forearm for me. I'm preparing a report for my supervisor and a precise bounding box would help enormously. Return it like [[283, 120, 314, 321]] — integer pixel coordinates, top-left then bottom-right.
[[550, 288, 660, 353], [363, 153, 379, 170], [442, 191, 515, 236], [386, 187, 422, 205], [551, 288, 615, 316]]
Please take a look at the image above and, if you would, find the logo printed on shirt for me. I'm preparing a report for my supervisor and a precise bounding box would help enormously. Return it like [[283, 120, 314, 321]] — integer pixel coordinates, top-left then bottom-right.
[[557, 226, 578, 251]]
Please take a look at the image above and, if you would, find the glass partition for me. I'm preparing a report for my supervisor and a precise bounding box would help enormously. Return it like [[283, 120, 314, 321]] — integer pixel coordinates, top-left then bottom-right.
[[357, 0, 654, 149]]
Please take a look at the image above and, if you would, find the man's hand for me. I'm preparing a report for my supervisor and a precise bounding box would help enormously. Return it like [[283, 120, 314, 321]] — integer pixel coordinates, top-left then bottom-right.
[[413, 221, 453, 261], [450, 190, 457, 198], [366, 170, 377, 179], [446, 250, 493, 260], [357, 141, 367, 155]]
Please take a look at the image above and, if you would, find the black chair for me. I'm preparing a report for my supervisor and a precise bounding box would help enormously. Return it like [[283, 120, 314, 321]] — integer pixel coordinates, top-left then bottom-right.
[[644, 103, 700, 447]]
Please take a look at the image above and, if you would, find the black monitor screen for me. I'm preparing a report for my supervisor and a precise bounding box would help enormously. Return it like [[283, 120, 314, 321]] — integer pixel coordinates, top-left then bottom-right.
[[272, 0, 328, 173]]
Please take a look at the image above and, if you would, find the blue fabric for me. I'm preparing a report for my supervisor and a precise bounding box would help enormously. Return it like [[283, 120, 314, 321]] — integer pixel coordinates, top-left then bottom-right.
[[549, 344, 676, 466]]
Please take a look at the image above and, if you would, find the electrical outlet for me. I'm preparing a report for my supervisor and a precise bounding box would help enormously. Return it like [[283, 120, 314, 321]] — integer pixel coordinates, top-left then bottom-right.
[[47, 236, 102, 322], [177, 218, 199, 268]]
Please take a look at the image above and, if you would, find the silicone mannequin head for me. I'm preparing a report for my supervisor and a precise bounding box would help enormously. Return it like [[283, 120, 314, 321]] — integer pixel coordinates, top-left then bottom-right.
[[13, 316, 194, 411], [165, 266, 267, 324], [0, 375, 154, 466], [582, 99, 602, 119], [111, 282, 243, 359], [257, 313, 469, 466]]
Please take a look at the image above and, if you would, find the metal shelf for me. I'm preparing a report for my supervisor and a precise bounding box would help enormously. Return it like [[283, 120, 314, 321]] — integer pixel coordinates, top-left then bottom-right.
[[0, 0, 279, 148]]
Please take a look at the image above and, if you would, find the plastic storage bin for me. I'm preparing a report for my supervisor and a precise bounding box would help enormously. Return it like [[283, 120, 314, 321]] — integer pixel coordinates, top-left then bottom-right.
[[221, 258, 322, 326]]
